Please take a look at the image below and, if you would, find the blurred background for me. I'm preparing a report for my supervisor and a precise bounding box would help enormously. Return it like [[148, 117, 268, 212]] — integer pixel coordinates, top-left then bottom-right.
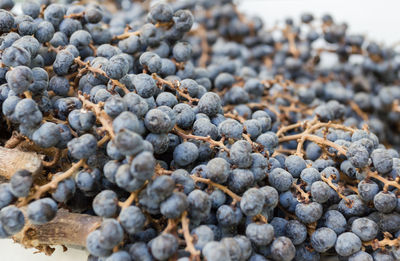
[[1, 0, 400, 260], [239, 0, 400, 46]]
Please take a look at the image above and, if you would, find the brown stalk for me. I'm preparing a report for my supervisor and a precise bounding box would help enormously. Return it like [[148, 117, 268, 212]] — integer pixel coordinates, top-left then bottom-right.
[[349, 100, 369, 122], [279, 133, 347, 156], [276, 121, 304, 137], [321, 174, 353, 207], [78, 93, 116, 139], [64, 12, 85, 19], [19, 159, 85, 205], [363, 233, 400, 250], [118, 181, 148, 209], [97, 134, 110, 147], [42, 149, 61, 168], [112, 31, 140, 41], [173, 127, 230, 153], [152, 73, 199, 104], [367, 171, 400, 192], [162, 218, 178, 234], [295, 117, 319, 157], [224, 112, 246, 123], [4, 131, 25, 149], [190, 175, 241, 204], [292, 182, 310, 203], [181, 211, 201, 261], [253, 214, 268, 223]]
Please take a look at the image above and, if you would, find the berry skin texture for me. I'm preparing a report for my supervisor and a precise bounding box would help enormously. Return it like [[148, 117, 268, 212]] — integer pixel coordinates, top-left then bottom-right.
[[67, 134, 98, 159], [373, 191, 397, 213], [27, 198, 58, 225], [198, 92, 222, 117], [268, 168, 293, 192], [230, 140, 253, 168], [348, 251, 373, 261], [371, 149, 393, 174], [240, 188, 265, 216], [311, 181, 331, 203], [150, 233, 178, 260], [160, 192, 188, 219], [205, 157, 230, 184], [0, 183, 15, 209], [173, 42, 192, 62], [228, 168, 254, 194], [114, 129, 144, 156], [338, 195, 368, 218], [260, 186, 279, 208], [351, 217, 378, 241], [220, 237, 242, 261], [335, 232, 362, 257], [284, 155, 306, 178], [270, 236, 296, 261], [0, 10, 14, 33], [202, 241, 231, 261], [0, 205, 25, 235], [310, 227, 337, 253], [358, 179, 379, 203], [86, 230, 112, 257], [119, 206, 146, 235], [323, 210, 347, 234], [145, 108, 173, 134], [173, 141, 199, 167], [284, 220, 307, 245], [218, 119, 243, 140], [133, 73, 157, 98], [6, 66, 33, 94], [104, 251, 131, 261], [98, 219, 124, 250], [295, 202, 323, 224], [346, 143, 369, 168], [32, 122, 61, 148], [10, 170, 32, 197], [92, 190, 118, 218], [51, 174, 75, 203], [191, 225, 214, 251], [130, 151, 156, 181], [245, 223, 274, 246]]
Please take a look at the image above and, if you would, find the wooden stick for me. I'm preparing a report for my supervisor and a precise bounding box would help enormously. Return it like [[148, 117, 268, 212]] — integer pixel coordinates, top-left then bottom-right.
[[0, 147, 43, 180], [13, 209, 101, 248]]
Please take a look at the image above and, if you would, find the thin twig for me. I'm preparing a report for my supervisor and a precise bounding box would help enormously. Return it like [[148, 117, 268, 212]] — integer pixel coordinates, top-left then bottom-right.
[[181, 211, 201, 261], [190, 175, 241, 204]]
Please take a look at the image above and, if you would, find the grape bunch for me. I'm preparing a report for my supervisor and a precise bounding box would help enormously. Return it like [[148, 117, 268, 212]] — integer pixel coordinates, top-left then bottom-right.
[[0, 0, 400, 261]]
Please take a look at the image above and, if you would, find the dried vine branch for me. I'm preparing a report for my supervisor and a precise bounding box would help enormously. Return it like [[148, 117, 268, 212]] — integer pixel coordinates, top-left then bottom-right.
[[363, 233, 400, 251], [19, 159, 85, 206], [321, 174, 353, 207], [292, 182, 310, 203], [173, 127, 230, 153], [367, 171, 400, 192], [152, 73, 199, 104], [78, 93, 116, 139], [181, 211, 201, 261], [190, 175, 241, 204]]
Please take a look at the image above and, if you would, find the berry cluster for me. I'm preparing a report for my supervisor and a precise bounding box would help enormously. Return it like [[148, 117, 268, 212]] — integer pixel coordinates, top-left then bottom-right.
[[0, 0, 400, 261]]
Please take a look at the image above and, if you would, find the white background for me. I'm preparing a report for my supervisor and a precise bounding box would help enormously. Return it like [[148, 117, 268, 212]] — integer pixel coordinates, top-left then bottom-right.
[[2, 0, 400, 260]]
